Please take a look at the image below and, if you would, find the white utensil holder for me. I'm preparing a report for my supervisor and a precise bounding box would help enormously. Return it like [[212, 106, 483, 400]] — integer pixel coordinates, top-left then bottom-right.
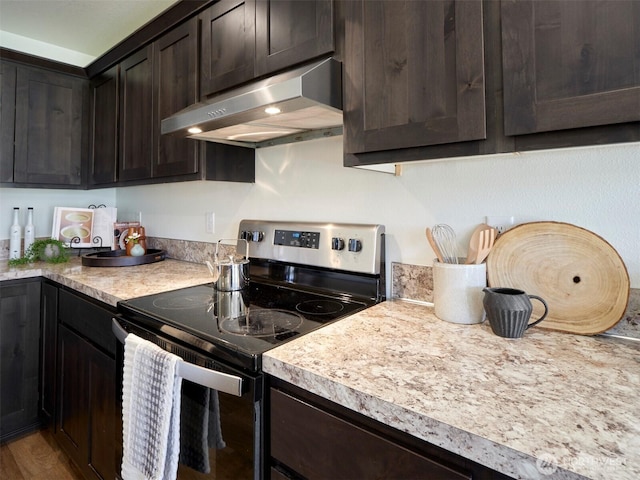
[[433, 259, 487, 324]]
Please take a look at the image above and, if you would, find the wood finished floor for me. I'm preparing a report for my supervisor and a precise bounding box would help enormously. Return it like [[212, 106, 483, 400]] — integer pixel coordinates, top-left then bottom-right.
[[0, 429, 83, 480]]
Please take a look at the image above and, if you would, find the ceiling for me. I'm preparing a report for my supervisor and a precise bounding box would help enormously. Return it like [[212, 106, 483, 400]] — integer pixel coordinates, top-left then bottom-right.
[[0, 0, 179, 66]]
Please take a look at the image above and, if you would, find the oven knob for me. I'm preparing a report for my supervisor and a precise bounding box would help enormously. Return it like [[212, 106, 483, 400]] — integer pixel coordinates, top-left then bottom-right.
[[251, 231, 264, 242], [331, 237, 345, 250], [348, 238, 362, 252], [240, 230, 251, 241]]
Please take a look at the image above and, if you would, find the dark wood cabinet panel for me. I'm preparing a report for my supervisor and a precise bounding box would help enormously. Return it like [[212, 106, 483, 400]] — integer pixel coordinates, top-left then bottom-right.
[[270, 387, 471, 480], [40, 281, 58, 425], [0, 279, 41, 442], [88, 344, 117, 480], [255, 0, 334, 76], [344, 0, 486, 155], [0, 61, 16, 183], [153, 17, 199, 178], [56, 324, 91, 466], [89, 66, 119, 186], [119, 46, 154, 181], [13, 66, 86, 185], [56, 288, 117, 480], [200, 0, 256, 97], [201, 0, 334, 97], [501, 0, 640, 136], [269, 380, 513, 480]]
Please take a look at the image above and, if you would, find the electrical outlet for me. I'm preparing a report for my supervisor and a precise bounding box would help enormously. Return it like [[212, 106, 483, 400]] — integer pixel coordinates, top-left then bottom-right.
[[485, 216, 515, 234], [205, 212, 215, 234]]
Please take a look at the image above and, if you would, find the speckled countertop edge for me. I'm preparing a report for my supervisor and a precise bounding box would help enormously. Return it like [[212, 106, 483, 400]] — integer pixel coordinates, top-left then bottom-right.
[[0, 257, 212, 306], [263, 300, 640, 480]]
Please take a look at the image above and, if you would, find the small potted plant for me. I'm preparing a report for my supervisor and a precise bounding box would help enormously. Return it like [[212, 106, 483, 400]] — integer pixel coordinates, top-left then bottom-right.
[[8, 238, 69, 266], [125, 231, 146, 256]]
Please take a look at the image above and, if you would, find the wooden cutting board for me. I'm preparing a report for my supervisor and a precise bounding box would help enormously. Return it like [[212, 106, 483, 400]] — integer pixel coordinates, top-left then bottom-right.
[[486, 222, 629, 335]]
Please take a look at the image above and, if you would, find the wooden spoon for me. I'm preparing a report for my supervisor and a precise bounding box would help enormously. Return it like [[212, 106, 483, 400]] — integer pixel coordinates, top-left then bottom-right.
[[425, 227, 444, 263]]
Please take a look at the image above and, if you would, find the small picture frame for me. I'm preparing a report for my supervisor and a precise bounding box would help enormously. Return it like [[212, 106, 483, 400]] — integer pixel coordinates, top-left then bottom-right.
[[52, 207, 95, 247]]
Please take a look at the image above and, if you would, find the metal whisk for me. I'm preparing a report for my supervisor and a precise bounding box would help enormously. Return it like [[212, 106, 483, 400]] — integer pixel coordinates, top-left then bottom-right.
[[431, 224, 458, 264]]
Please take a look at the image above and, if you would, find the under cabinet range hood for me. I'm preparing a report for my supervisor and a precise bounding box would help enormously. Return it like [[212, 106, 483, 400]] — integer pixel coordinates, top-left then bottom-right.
[[161, 57, 343, 148]]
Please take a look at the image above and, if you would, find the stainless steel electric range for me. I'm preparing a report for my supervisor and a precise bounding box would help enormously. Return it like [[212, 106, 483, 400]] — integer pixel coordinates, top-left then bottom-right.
[[113, 220, 385, 480]]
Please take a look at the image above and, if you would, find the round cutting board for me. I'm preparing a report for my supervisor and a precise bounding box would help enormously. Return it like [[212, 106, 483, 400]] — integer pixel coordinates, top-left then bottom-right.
[[486, 222, 629, 335]]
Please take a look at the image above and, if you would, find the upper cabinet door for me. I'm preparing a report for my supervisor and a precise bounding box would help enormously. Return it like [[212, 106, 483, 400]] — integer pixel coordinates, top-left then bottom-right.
[[89, 66, 119, 186], [153, 18, 199, 178], [255, 0, 334, 76], [344, 0, 486, 155], [501, 0, 640, 136], [14, 66, 86, 185], [200, 0, 256, 97], [119, 46, 154, 182], [0, 62, 16, 183]]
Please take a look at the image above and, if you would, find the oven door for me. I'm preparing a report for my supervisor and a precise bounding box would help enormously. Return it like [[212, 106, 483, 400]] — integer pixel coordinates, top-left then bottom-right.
[[113, 317, 264, 480]]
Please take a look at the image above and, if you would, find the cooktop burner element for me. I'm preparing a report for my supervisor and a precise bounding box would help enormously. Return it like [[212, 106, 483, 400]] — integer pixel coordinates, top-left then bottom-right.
[[296, 299, 344, 316], [151, 292, 212, 310], [219, 308, 304, 337]]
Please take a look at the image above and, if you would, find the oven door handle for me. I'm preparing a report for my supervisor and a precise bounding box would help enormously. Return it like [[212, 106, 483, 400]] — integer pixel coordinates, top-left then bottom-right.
[[112, 318, 243, 397]]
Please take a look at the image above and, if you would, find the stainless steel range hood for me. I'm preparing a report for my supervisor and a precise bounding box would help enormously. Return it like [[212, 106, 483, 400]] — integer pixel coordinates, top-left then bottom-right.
[[161, 58, 343, 148]]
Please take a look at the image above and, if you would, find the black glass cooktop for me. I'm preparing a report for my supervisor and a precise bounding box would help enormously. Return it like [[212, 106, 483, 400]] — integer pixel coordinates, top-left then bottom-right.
[[118, 282, 369, 371]]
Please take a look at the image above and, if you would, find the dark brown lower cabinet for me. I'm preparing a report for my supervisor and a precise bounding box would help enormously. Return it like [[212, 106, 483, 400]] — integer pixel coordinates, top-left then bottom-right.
[[0, 278, 41, 442], [270, 381, 510, 480], [55, 288, 118, 480], [40, 280, 59, 426]]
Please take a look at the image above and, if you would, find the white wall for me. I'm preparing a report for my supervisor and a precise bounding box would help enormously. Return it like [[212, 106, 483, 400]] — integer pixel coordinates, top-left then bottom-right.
[[0, 188, 116, 241], [2, 140, 638, 288], [115, 138, 640, 288]]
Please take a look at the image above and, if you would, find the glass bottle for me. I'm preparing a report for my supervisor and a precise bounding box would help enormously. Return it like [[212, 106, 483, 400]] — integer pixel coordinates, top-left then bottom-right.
[[24, 207, 35, 255], [9, 207, 21, 260]]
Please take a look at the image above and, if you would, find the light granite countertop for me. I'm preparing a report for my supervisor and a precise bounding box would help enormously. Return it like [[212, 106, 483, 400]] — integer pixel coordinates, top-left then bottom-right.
[[3, 259, 638, 479], [263, 299, 640, 480], [0, 257, 212, 306]]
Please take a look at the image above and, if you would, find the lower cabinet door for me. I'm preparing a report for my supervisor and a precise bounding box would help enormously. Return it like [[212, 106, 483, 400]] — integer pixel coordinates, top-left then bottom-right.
[[0, 279, 41, 441], [270, 388, 471, 480], [56, 324, 116, 480]]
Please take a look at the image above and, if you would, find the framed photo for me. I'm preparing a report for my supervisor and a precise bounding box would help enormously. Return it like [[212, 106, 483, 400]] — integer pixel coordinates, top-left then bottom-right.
[[52, 207, 95, 247]]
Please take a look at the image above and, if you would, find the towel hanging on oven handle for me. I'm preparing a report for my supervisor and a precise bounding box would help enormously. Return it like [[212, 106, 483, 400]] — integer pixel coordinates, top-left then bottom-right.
[[112, 318, 243, 397]]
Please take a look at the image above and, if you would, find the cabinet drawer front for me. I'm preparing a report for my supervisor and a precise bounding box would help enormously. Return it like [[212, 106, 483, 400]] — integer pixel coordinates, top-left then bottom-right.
[[270, 389, 470, 480], [58, 289, 116, 356]]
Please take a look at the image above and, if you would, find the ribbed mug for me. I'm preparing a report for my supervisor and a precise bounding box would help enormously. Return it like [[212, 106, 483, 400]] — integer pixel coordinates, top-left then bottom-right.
[[483, 287, 549, 338]]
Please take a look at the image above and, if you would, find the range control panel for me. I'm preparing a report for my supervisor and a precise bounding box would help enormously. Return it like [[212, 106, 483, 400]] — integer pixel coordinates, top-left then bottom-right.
[[238, 220, 385, 275], [274, 230, 320, 249]]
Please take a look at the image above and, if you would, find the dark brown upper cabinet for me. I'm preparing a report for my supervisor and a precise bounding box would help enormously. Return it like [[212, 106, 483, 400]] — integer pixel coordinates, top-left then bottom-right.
[[200, 0, 256, 97], [343, 0, 486, 156], [200, 0, 335, 98], [89, 66, 119, 186], [89, 16, 254, 187], [13, 65, 87, 186], [153, 17, 199, 178], [255, 0, 334, 76], [119, 46, 154, 182], [91, 19, 199, 185], [501, 0, 640, 136], [0, 61, 16, 183]]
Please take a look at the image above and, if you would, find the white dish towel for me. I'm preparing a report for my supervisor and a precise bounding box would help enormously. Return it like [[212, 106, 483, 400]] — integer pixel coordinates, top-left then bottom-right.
[[121, 333, 183, 480]]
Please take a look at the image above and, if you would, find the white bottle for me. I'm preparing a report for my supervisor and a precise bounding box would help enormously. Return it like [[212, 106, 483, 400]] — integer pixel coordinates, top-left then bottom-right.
[[24, 207, 35, 255], [9, 207, 21, 260]]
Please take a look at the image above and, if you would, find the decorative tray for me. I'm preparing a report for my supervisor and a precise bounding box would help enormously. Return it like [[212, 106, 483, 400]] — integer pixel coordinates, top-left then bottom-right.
[[81, 249, 166, 267]]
